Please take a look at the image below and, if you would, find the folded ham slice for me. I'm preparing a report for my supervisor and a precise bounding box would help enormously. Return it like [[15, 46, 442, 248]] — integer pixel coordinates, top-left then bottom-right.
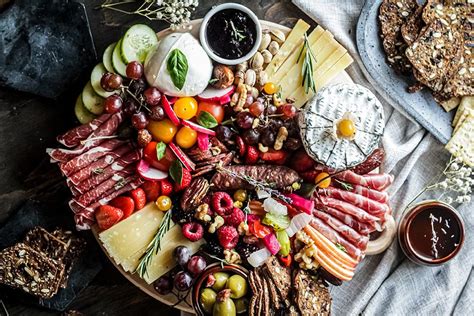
[[57, 113, 111, 148], [334, 170, 394, 191]]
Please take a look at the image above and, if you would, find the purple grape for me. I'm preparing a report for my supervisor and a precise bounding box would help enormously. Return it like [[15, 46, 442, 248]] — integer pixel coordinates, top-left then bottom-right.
[[236, 112, 253, 129], [174, 271, 193, 291], [216, 125, 233, 143], [242, 129, 260, 145], [186, 255, 207, 276], [174, 246, 191, 268], [149, 105, 165, 121], [154, 275, 173, 295]]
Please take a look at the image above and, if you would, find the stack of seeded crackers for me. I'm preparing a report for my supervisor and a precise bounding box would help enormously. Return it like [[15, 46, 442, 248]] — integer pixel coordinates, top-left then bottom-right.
[[446, 96, 474, 166], [0, 227, 86, 299], [378, 0, 473, 111], [248, 256, 331, 316]]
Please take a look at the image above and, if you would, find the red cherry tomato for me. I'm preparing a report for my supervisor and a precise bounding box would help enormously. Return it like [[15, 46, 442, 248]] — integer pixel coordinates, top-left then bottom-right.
[[143, 141, 175, 171], [197, 101, 225, 124]]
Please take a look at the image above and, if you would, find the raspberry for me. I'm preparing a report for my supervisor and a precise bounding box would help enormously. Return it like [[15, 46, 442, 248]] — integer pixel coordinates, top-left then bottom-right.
[[245, 145, 259, 164], [182, 222, 204, 242], [217, 225, 239, 249], [175, 168, 192, 192], [211, 192, 234, 216], [223, 208, 245, 227]]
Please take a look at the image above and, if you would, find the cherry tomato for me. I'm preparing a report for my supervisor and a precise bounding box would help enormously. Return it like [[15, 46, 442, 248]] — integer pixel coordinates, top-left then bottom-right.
[[156, 195, 172, 211], [176, 126, 197, 149], [197, 101, 225, 123], [147, 118, 178, 143], [143, 141, 175, 171], [251, 220, 272, 238], [173, 97, 198, 120], [263, 82, 278, 95], [315, 172, 331, 188]]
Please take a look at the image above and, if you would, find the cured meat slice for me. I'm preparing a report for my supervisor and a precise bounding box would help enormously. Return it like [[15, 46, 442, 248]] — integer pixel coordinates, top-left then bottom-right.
[[321, 187, 390, 216], [309, 218, 362, 260], [57, 113, 111, 148], [47, 112, 124, 162], [313, 210, 369, 249], [318, 195, 382, 229], [335, 170, 394, 191], [67, 145, 132, 185], [320, 206, 375, 235], [350, 184, 389, 204], [59, 139, 125, 177], [72, 151, 140, 194]]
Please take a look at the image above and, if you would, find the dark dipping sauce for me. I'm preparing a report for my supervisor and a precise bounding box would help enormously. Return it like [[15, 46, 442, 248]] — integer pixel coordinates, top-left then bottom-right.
[[206, 9, 257, 59], [399, 201, 464, 266]]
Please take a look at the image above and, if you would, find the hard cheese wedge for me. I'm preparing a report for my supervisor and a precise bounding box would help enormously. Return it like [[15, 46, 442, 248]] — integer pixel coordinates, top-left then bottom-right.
[[440, 97, 461, 112], [446, 115, 474, 166], [265, 19, 310, 78], [270, 26, 326, 84], [453, 96, 474, 127]]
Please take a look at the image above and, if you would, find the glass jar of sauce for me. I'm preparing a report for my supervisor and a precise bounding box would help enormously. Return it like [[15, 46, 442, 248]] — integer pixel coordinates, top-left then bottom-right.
[[398, 200, 465, 266]]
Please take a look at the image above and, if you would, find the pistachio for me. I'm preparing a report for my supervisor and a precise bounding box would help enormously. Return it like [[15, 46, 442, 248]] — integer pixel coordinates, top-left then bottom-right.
[[234, 70, 245, 85], [273, 93, 283, 106], [261, 49, 273, 64], [236, 61, 248, 72], [256, 70, 268, 87], [250, 52, 264, 70], [247, 86, 259, 99], [259, 33, 271, 51], [268, 41, 280, 55], [244, 69, 256, 86], [211, 65, 234, 89], [270, 29, 286, 44]]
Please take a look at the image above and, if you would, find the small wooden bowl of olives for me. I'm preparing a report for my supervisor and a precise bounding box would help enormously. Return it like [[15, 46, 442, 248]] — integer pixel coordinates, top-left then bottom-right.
[[192, 263, 251, 316]]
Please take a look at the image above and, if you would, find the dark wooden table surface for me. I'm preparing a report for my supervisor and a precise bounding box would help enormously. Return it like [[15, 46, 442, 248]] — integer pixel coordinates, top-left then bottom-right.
[[0, 1, 315, 314]]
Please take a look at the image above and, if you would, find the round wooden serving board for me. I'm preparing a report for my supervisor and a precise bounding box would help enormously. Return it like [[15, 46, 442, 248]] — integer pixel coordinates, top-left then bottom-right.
[[92, 19, 355, 313]]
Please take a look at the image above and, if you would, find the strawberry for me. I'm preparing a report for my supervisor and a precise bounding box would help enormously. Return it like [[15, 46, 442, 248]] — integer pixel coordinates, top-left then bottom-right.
[[236, 136, 247, 157], [300, 170, 319, 183], [130, 188, 147, 210], [245, 145, 259, 164], [96, 205, 123, 230], [160, 178, 173, 196], [260, 149, 288, 162], [141, 180, 161, 202], [110, 196, 135, 219], [175, 168, 192, 191], [290, 149, 316, 172]]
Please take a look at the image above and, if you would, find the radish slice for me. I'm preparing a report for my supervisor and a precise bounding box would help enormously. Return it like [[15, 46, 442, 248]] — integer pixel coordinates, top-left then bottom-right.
[[197, 86, 235, 104], [248, 247, 271, 267], [285, 193, 314, 215], [197, 133, 210, 151], [137, 159, 168, 181], [169, 142, 196, 171], [167, 96, 178, 104], [182, 120, 216, 136], [162, 95, 181, 126], [263, 233, 281, 255]]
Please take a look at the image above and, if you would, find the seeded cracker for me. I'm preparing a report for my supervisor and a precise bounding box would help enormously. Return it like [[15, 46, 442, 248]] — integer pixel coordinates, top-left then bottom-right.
[[445, 114, 474, 166], [401, 6, 425, 45], [293, 269, 331, 316], [248, 271, 257, 316], [264, 256, 292, 307], [379, 0, 419, 74]]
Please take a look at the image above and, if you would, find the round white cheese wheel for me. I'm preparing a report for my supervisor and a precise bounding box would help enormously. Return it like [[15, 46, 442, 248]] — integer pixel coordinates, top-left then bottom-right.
[[145, 32, 213, 97], [299, 83, 385, 170]]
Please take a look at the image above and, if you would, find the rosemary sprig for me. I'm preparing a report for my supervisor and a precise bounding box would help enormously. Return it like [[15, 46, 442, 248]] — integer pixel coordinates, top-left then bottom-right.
[[135, 210, 174, 278], [334, 178, 353, 191], [297, 33, 317, 94], [229, 20, 247, 42]]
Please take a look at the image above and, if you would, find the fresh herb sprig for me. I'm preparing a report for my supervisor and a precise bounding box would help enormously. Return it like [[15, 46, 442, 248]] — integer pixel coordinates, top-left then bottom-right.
[[135, 210, 174, 278], [297, 33, 317, 94], [229, 20, 247, 42]]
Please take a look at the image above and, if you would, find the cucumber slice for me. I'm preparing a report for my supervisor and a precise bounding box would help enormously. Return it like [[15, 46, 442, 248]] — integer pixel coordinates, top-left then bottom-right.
[[75, 94, 97, 124], [82, 81, 105, 115], [103, 42, 116, 73], [91, 63, 117, 98], [112, 39, 128, 77], [121, 24, 158, 64]]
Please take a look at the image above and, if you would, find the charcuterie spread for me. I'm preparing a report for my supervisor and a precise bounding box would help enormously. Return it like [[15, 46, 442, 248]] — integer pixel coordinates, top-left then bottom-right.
[[36, 3, 402, 315]]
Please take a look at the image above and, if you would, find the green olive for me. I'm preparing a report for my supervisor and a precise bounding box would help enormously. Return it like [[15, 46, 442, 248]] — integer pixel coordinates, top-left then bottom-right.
[[226, 275, 248, 299], [233, 190, 248, 202], [234, 297, 248, 314], [212, 272, 229, 291], [213, 295, 236, 316], [200, 288, 217, 314]]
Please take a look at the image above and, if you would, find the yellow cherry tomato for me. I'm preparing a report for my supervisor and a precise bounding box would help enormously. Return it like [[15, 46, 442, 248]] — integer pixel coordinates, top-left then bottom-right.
[[156, 195, 172, 211], [263, 82, 278, 95], [315, 172, 331, 188], [173, 97, 198, 120], [176, 126, 198, 149], [338, 119, 356, 137], [147, 118, 178, 143]]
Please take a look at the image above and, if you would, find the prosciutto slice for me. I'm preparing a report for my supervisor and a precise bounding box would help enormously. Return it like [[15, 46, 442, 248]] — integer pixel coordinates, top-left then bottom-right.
[[313, 210, 369, 249], [321, 187, 390, 217], [350, 184, 389, 204], [57, 113, 111, 148], [335, 170, 394, 191], [75, 174, 136, 207], [321, 206, 375, 235], [310, 218, 362, 260]]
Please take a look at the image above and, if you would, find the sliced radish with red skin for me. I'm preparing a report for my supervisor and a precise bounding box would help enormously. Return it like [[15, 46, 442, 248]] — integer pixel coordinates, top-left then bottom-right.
[[182, 120, 216, 136], [197, 86, 235, 104], [169, 142, 196, 171], [137, 159, 168, 181], [167, 96, 178, 104], [162, 95, 181, 126], [197, 133, 210, 151]]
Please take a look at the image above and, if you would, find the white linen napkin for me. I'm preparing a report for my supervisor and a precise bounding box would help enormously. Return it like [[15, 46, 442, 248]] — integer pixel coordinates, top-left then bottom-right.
[[292, 0, 474, 315]]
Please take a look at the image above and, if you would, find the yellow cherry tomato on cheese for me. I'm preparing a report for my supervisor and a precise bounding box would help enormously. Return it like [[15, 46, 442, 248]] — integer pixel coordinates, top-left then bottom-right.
[[315, 172, 331, 188], [263, 82, 278, 95], [156, 195, 172, 211], [147, 118, 178, 143], [174, 97, 198, 120], [176, 126, 197, 149], [338, 119, 356, 138]]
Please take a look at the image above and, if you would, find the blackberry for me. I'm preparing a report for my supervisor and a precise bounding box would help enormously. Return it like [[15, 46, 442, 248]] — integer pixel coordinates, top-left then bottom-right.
[[172, 208, 194, 224], [236, 242, 260, 259], [204, 239, 224, 257]]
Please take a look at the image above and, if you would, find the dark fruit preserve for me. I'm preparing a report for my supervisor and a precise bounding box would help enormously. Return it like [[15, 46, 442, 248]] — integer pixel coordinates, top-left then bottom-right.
[[206, 9, 257, 59], [398, 201, 464, 266]]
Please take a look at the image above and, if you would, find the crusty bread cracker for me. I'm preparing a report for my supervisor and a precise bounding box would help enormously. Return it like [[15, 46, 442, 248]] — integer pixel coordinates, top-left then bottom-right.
[[453, 96, 474, 127], [446, 114, 474, 166], [440, 97, 461, 112]]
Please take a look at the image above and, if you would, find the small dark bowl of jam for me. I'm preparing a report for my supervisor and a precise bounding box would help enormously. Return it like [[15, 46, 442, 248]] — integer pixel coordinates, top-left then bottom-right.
[[200, 3, 261, 65], [398, 200, 465, 266]]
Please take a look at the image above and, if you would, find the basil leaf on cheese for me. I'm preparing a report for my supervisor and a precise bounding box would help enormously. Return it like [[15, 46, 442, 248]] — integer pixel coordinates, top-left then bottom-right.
[[167, 49, 188, 90]]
